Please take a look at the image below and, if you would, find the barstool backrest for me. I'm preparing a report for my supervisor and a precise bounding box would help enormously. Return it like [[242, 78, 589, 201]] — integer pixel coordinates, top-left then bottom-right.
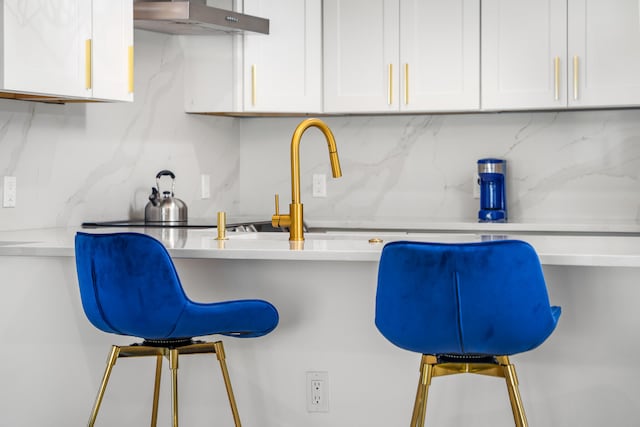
[[75, 232, 188, 338], [375, 240, 560, 355]]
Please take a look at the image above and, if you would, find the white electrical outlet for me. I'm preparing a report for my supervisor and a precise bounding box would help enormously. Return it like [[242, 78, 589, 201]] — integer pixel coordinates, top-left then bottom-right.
[[472, 173, 480, 199], [312, 174, 327, 198], [201, 174, 211, 199], [306, 371, 329, 412], [3, 176, 16, 208]]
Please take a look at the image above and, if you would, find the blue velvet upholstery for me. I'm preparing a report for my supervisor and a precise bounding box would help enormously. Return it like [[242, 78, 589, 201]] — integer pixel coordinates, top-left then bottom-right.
[[75, 232, 279, 341], [375, 240, 560, 356]]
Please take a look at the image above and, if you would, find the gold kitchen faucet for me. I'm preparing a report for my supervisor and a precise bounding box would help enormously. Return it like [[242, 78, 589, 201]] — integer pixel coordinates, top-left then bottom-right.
[[272, 118, 342, 241]]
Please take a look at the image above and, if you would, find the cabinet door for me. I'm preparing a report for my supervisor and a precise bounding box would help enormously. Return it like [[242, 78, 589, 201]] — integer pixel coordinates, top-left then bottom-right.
[[482, 0, 567, 110], [568, 0, 640, 107], [92, 0, 133, 102], [400, 0, 479, 112], [2, 0, 91, 98], [324, 0, 400, 113], [243, 0, 321, 113]]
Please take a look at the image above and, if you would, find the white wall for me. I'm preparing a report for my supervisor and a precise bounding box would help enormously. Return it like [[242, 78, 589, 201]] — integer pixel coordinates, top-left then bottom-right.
[[0, 30, 239, 231], [238, 111, 640, 225]]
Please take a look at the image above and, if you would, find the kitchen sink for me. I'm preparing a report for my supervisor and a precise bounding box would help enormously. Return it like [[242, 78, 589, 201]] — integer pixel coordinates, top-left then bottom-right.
[[225, 231, 480, 243]]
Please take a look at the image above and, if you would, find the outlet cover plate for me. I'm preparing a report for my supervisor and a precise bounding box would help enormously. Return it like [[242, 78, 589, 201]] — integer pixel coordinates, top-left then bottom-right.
[[306, 371, 329, 412]]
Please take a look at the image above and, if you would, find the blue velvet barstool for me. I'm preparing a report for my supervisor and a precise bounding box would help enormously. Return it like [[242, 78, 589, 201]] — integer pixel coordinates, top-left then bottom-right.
[[375, 240, 561, 427], [74, 232, 279, 427]]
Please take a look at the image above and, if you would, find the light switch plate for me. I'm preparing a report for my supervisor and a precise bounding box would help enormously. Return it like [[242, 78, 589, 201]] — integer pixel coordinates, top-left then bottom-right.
[[3, 176, 16, 208], [200, 174, 210, 199], [312, 174, 327, 198]]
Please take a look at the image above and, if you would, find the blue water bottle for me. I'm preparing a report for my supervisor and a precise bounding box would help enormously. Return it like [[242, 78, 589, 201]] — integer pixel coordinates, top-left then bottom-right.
[[478, 158, 507, 222]]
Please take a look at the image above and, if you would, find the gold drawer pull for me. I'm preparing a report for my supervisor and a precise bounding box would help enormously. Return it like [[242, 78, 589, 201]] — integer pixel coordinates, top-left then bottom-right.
[[128, 46, 134, 93], [573, 55, 579, 100], [388, 63, 393, 105], [85, 39, 92, 90], [554, 56, 560, 100], [404, 63, 409, 105]]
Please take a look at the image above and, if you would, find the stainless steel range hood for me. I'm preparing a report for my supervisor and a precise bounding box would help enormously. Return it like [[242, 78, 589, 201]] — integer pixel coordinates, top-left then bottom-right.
[[134, 0, 269, 35]]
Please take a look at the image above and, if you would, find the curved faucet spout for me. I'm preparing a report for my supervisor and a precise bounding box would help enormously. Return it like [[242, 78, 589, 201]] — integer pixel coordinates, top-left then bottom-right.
[[272, 118, 343, 241], [291, 118, 342, 204]]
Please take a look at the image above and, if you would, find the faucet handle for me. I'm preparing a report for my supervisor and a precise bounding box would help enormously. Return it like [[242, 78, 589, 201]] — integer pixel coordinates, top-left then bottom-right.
[[274, 193, 280, 215]]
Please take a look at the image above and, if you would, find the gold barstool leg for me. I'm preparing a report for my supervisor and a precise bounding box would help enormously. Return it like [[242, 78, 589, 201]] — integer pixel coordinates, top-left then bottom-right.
[[170, 349, 179, 427], [150, 354, 163, 427], [88, 345, 121, 427], [213, 341, 242, 427], [498, 356, 528, 427], [410, 355, 434, 427]]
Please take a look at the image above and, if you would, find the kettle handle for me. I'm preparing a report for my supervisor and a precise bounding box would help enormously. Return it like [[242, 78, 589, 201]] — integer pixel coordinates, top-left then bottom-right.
[[156, 170, 176, 180], [155, 170, 176, 197]]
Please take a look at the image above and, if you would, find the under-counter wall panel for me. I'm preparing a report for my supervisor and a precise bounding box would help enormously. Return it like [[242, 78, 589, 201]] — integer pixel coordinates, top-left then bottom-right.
[[1, 255, 639, 426]]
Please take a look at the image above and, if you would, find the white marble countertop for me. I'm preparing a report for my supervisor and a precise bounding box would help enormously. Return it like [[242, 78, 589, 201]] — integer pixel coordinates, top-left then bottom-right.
[[1, 226, 640, 267], [306, 217, 640, 234]]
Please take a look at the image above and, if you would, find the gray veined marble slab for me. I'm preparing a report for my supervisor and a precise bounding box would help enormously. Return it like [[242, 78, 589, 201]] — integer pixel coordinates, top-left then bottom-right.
[[3, 227, 640, 267]]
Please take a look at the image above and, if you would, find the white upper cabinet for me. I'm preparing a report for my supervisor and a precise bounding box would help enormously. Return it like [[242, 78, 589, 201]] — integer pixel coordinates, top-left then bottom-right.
[[323, 0, 399, 113], [243, 0, 321, 113], [1, 0, 90, 99], [0, 0, 133, 102], [399, 0, 479, 112], [482, 0, 567, 110], [92, 0, 134, 102], [568, 0, 640, 107], [324, 0, 479, 114], [483, 0, 640, 110], [184, 0, 321, 114]]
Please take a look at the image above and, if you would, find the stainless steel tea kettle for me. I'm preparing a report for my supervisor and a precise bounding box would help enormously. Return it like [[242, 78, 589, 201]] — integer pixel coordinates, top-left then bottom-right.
[[144, 170, 188, 223]]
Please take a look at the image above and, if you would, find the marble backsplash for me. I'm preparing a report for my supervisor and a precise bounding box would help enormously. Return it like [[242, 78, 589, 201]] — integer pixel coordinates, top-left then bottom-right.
[[1, 28, 640, 231], [238, 110, 640, 226], [0, 30, 239, 231]]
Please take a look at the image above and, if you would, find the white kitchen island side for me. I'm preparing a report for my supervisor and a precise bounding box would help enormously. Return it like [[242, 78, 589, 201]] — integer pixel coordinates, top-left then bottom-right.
[[0, 228, 638, 426]]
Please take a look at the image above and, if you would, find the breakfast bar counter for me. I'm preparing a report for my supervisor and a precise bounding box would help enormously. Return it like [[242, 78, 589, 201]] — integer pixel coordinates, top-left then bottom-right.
[[2, 226, 640, 267]]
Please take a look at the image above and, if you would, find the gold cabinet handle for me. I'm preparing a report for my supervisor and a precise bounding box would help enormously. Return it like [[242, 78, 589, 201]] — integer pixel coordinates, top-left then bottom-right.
[[251, 64, 257, 106], [388, 63, 393, 105], [128, 46, 134, 93], [554, 56, 560, 100], [404, 63, 409, 105], [85, 39, 92, 90], [573, 55, 579, 100]]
